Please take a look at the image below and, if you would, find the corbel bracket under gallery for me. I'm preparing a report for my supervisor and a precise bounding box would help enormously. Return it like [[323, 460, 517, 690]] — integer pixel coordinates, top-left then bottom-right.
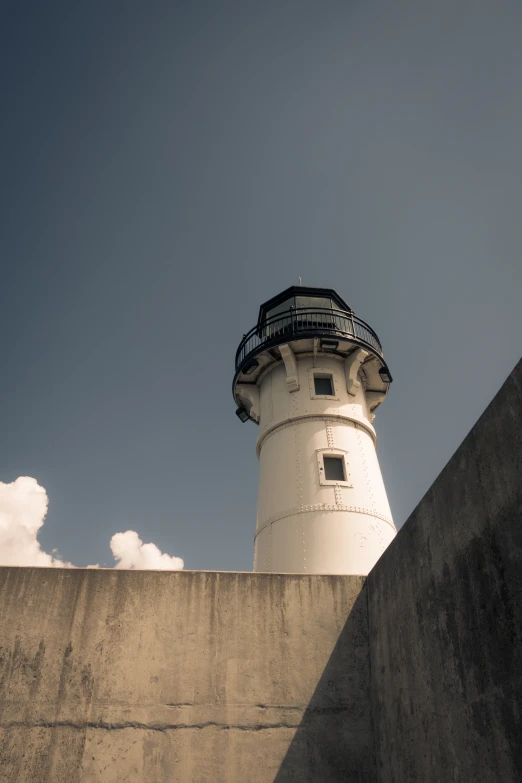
[[279, 344, 300, 392], [236, 384, 260, 422], [366, 390, 386, 413], [344, 348, 369, 396]]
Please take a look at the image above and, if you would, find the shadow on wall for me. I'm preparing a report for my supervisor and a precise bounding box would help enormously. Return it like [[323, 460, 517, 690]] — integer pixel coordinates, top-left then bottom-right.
[[273, 584, 376, 783], [367, 358, 522, 783]]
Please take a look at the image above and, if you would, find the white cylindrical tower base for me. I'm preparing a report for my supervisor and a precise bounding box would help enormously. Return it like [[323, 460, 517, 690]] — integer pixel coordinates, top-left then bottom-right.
[[254, 511, 396, 574], [252, 354, 396, 575]]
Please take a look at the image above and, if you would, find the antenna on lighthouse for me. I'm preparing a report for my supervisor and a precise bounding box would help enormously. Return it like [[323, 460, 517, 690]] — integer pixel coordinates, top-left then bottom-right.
[[298, 276, 302, 286]]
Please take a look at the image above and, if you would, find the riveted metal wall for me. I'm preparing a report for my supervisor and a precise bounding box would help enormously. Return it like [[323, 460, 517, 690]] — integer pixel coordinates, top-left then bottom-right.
[[253, 354, 396, 574]]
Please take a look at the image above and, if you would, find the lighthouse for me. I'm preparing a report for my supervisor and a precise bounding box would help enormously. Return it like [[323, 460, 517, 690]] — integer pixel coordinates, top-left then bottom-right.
[[233, 285, 396, 575]]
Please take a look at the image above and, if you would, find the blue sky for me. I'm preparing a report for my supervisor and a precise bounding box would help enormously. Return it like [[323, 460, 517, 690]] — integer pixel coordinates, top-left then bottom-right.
[[1, 0, 521, 570]]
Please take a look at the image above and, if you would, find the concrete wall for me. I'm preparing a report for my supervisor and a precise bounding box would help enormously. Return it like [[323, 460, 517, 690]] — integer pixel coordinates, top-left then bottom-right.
[[368, 358, 522, 782], [0, 570, 372, 782], [1, 359, 521, 782]]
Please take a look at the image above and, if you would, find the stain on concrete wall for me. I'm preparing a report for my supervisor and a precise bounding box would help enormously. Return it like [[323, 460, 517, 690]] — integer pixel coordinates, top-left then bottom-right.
[[368, 359, 522, 783], [0, 570, 371, 782]]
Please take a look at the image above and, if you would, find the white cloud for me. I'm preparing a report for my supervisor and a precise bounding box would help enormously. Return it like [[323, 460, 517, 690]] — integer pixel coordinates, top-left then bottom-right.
[[110, 530, 184, 570], [0, 477, 72, 567], [0, 476, 184, 571]]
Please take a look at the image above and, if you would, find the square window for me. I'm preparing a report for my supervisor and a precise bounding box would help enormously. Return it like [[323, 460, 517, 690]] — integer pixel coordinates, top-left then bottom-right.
[[314, 375, 334, 396], [323, 456, 345, 481], [316, 448, 352, 486]]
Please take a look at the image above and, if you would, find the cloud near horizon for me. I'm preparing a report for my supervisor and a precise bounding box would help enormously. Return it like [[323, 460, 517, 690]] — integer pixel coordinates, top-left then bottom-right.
[[0, 476, 184, 570]]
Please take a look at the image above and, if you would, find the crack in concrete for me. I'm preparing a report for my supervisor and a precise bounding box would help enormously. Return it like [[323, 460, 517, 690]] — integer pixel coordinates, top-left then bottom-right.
[[163, 703, 306, 712], [255, 703, 357, 715], [2, 719, 300, 733], [164, 703, 195, 708]]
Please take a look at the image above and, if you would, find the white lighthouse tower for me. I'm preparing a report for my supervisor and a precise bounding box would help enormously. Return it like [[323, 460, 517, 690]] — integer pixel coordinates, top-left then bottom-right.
[[233, 286, 396, 575]]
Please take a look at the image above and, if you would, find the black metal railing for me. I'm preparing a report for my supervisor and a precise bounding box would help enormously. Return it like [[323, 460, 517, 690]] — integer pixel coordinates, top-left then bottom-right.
[[235, 307, 383, 371]]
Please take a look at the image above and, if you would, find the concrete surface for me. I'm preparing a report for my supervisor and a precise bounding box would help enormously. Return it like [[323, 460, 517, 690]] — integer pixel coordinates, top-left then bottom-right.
[[0, 570, 372, 782], [368, 358, 522, 782], [1, 359, 521, 782]]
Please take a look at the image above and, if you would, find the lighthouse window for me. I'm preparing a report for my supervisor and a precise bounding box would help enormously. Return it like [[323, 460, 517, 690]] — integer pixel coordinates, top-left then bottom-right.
[[323, 456, 345, 482], [314, 375, 334, 396], [295, 295, 334, 311], [266, 298, 294, 320]]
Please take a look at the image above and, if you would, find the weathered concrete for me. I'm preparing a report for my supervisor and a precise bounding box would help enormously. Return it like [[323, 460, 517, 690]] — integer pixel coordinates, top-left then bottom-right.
[[0, 570, 372, 782], [2, 360, 521, 781], [368, 359, 522, 782]]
